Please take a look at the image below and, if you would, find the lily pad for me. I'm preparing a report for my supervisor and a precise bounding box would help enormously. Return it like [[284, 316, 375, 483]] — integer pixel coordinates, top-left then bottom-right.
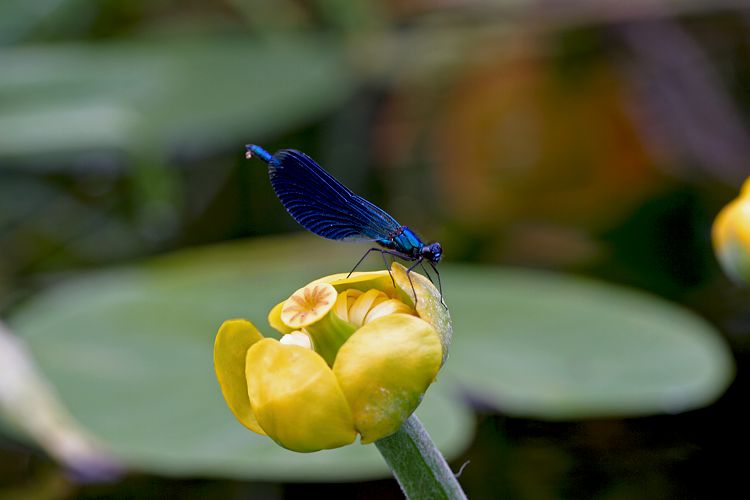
[[7, 235, 733, 479], [0, 36, 352, 165], [443, 266, 734, 419]]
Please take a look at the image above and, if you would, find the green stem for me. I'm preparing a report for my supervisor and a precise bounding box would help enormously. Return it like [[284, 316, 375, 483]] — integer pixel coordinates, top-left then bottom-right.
[[375, 415, 467, 500]]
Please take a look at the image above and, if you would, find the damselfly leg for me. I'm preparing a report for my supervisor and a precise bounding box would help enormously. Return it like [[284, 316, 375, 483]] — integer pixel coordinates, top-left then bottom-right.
[[428, 260, 447, 308], [348, 247, 444, 308]]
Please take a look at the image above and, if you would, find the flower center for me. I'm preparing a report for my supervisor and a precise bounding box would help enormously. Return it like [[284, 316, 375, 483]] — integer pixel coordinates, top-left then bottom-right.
[[281, 283, 337, 328], [334, 288, 416, 327]]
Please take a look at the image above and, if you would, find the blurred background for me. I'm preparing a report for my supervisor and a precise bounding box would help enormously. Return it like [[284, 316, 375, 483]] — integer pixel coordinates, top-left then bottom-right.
[[1, 0, 748, 498]]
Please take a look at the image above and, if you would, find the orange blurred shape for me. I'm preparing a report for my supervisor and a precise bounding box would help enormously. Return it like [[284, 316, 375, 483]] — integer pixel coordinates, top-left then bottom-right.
[[427, 53, 664, 232]]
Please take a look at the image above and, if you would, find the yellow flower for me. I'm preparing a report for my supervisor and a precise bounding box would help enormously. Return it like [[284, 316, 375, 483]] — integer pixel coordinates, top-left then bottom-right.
[[213, 262, 451, 453], [713, 178, 750, 284]]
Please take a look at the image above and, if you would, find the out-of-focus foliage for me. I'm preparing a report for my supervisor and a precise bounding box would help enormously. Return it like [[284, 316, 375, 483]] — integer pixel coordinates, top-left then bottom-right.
[[0, 37, 352, 161], [425, 54, 666, 269], [408, 57, 663, 231], [0, 32, 353, 278]]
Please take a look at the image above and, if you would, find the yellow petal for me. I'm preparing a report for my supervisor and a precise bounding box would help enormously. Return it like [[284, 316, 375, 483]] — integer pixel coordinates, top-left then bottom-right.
[[280, 331, 313, 349], [713, 182, 750, 283], [741, 177, 750, 197], [391, 262, 452, 365], [348, 289, 389, 327], [333, 314, 442, 443], [333, 289, 362, 323], [268, 301, 294, 334], [213, 319, 266, 435], [246, 339, 357, 452], [364, 298, 416, 324], [310, 270, 395, 296]]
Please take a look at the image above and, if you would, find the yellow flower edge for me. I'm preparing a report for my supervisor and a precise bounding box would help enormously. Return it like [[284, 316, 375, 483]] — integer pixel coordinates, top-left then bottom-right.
[[333, 313, 443, 443], [268, 301, 294, 334], [246, 338, 357, 452], [391, 262, 452, 366], [311, 270, 396, 296], [713, 178, 750, 283], [347, 288, 389, 326], [213, 319, 266, 435]]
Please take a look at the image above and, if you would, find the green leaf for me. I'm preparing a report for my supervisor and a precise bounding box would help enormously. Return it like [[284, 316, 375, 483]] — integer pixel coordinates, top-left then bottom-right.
[[0, 0, 65, 44], [7, 236, 472, 480], [443, 265, 734, 419], [0, 36, 353, 165]]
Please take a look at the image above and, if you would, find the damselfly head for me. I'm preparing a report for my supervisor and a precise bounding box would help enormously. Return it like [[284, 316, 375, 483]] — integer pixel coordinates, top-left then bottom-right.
[[421, 242, 442, 263]]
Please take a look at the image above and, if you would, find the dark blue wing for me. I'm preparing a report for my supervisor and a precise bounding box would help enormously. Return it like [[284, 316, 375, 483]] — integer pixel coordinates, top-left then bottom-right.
[[267, 149, 402, 242]]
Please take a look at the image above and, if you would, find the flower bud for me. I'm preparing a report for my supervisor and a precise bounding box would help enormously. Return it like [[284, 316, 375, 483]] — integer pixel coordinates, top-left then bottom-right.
[[213, 263, 451, 452], [713, 178, 750, 284]]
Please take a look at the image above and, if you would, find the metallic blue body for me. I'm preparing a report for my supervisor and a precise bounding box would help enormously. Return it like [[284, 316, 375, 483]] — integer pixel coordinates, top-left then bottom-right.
[[377, 226, 423, 257]]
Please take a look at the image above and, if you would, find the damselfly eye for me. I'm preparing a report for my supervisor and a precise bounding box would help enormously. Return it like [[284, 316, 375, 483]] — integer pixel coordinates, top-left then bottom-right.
[[422, 243, 442, 263]]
